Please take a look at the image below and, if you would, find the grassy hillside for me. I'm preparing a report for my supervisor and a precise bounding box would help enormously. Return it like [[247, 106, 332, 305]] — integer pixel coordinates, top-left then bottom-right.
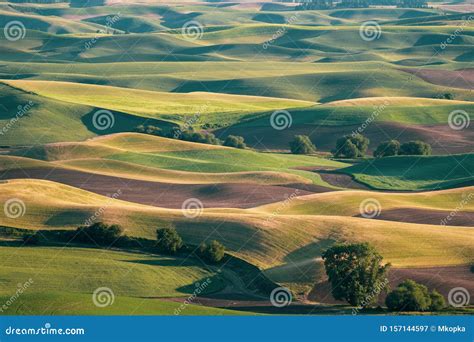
[[0, 179, 471, 270], [9, 133, 346, 185], [0, 292, 241, 315], [0, 246, 223, 298], [3, 79, 315, 125], [0, 246, 243, 315], [341, 154, 474, 190], [256, 186, 474, 216]]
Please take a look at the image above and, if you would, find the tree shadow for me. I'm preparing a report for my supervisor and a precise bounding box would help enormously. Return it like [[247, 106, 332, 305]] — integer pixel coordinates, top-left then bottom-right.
[[81, 108, 176, 135]]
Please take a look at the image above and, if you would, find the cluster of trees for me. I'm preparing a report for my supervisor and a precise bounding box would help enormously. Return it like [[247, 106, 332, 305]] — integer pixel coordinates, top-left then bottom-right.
[[24, 223, 226, 264], [23, 222, 124, 247], [288, 134, 432, 158], [322, 243, 446, 312], [155, 227, 225, 264], [333, 134, 369, 158], [373, 140, 432, 158], [134, 125, 246, 149], [136, 125, 433, 159]]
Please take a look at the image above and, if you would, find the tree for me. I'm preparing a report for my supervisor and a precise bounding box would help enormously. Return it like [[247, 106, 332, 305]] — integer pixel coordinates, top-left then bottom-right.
[[386, 279, 444, 312], [156, 227, 183, 254], [75, 222, 123, 246], [334, 134, 369, 158], [181, 131, 222, 145], [399, 141, 432, 156], [199, 240, 225, 263], [322, 243, 390, 306], [134, 125, 162, 136], [224, 135, 246, 149], [373, 140, 400, 158], [429, 290, 446, 311], [289, 135, 316, 154]]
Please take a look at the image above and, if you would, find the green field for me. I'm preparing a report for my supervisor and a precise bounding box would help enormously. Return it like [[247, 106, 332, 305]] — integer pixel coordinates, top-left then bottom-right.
[[341, 153, 474, 190]]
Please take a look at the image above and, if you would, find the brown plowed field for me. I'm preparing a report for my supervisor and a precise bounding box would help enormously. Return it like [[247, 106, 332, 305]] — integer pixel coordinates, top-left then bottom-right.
[[0, 167, 326, 209]]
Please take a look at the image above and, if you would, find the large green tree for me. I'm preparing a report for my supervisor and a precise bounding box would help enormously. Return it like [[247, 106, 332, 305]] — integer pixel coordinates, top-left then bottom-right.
[[289, 135, 316, 154], [224, 135, 246, 149], [334, 134, 369, 158], [199, 240, 225, 263], [399, 141, 432, 156], [322, 243, 390, 306], [374, 140, 400, 158], [386, 279, 446, 311], [156, 227, 183, 254]]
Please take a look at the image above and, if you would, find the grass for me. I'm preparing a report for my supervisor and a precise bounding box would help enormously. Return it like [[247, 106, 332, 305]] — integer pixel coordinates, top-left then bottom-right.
[[0, 292, 243, 315], [0, 245, 223, 299], [340, 154, 474, 190], [3, 80, 315, 124], [10, 133, 347, 185], [255, 187, 474, 216], [0, 179, 471, 272], [0, 244, 240, 315]]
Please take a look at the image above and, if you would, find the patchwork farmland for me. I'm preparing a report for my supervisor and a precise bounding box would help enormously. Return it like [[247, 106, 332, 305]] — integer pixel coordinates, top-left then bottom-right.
[[0, 0, 472, 315]]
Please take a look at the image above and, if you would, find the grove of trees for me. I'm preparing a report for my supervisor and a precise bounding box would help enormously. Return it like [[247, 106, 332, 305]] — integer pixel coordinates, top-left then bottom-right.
[[156, 227, 183, 254], [333, 134, 370, 158]]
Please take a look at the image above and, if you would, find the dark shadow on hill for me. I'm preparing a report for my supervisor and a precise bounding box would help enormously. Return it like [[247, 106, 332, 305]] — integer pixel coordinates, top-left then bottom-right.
[[44, 211, 92, 227], [284, 239, 335, 264], [81, 108, 176, 135], [316, 170, 371, 190]]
